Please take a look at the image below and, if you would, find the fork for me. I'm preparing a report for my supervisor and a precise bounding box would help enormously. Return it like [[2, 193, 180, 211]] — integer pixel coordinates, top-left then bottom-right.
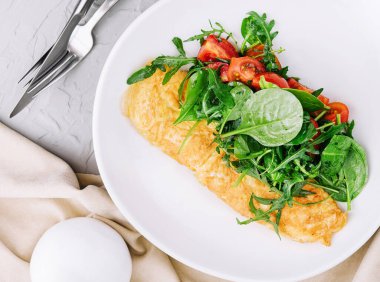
[[10, 0, 120, 118]]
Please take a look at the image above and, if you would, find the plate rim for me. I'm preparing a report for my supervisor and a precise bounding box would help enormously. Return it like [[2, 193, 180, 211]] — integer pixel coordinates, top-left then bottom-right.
[[93, 0, 380, 281]]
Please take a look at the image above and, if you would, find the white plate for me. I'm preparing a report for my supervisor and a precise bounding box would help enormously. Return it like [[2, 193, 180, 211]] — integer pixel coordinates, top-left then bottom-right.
[[93, 0, 380, 281]]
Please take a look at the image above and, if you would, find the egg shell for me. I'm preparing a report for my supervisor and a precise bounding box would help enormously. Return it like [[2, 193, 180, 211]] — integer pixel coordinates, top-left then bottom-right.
[[30, 217, 132, 282]]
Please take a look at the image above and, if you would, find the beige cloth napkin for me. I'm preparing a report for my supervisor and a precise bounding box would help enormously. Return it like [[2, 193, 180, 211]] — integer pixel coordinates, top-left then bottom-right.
[[0, 122, 379, 282]]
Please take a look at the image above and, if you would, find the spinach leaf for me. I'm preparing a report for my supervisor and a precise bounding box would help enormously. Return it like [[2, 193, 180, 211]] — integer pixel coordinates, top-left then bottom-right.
[[320, 135, 352, 176], [222, 89, 303, 147], [342, 140, 368, 199], [318, 135, 368, 209], [284, 88, 327, 112], [174, 70, 208, 124]]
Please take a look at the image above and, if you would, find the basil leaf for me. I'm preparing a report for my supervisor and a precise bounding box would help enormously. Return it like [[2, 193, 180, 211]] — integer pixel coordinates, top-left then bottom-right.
[[284, 88, 326, 112], [222, 89, 303, 147]]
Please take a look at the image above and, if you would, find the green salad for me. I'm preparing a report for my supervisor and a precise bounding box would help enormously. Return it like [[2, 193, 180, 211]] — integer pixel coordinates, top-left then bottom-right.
[[127, 11, 368, 235]]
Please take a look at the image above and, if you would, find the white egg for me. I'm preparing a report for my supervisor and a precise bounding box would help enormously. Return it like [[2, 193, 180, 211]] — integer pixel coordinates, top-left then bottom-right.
[[30, 217, 132, 282]]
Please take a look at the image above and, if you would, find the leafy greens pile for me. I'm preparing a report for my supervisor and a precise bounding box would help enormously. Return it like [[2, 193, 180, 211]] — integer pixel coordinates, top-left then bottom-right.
[[127, 11, 368, 236]]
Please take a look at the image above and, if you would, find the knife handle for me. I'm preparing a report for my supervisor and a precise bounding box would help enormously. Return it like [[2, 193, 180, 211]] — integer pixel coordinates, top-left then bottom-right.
[[83, 0, 120, 33]]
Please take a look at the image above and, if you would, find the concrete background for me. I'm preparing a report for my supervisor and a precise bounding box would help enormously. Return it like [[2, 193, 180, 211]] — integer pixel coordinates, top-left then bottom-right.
[[0, 0, 158, 173]]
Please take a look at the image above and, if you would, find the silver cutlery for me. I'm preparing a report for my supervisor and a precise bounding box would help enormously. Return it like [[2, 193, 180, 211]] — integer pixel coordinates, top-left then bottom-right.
[[10, 0, 120, 118]]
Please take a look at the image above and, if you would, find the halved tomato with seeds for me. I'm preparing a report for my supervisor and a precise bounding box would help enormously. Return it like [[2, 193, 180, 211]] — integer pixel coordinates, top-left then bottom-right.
[[197, 35, 238, 62], [227, 56, 265, 84], [324, 102, 349, 123]]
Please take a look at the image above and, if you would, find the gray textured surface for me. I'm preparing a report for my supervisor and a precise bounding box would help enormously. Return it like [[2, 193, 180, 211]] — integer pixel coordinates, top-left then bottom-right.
[[0, 0, 158, 173]]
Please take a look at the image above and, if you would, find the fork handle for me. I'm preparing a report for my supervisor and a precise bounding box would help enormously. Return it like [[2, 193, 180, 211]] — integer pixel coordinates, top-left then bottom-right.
[[84, 0, 119, 33], [31, 0, 95, 82]]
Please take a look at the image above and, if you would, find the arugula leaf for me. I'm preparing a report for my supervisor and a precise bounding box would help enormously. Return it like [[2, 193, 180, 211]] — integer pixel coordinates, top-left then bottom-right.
[[172, 37, 186, 56], [312, 88, 324, 97], [206, 69, 234, 107], [127, 37, 198, 85], [127, 56, 198, 85], [185, 21, 237, 45], [287, 113, 317, 145], [174, 70, 208, 124], [126, 65, 159, 85], [241, 11, 282, 72]]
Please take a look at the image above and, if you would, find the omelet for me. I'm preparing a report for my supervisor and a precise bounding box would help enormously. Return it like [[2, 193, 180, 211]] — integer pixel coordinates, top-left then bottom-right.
[[123, 70, 346, 245]]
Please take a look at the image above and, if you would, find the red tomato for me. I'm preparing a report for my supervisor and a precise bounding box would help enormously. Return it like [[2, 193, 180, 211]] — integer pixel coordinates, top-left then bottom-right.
[[197, 35, 238, 62], [318, 95, 330, 105], [227, 56, 266, 84], [310, 118, 320, 139], [287, 78, 330, 105], [219, 64, 229, 82], [246, 44, 282, 69], [287, 78, 313, 93], [324, 102, 349, 123], [308, 118, 321, 154], [251, 72, 289, 90], [207, 62, 229, 82]]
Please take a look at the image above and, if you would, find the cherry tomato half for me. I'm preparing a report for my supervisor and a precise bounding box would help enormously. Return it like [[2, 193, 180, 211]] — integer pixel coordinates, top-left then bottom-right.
[[287, 78, 331, 115], [317, 95, 330, 105], [197, 35, 238, 62], [324, 102, 349, 123], [251, 72, 289, 90], [227, 56, 266, 84], [207, 62, 229, 82], [287, 78, 313, 93], [246, 44, 282, 69]]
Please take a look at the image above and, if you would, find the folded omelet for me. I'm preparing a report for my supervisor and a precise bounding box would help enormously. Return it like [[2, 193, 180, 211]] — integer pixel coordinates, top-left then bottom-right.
[[123, 70, 346, 245]]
